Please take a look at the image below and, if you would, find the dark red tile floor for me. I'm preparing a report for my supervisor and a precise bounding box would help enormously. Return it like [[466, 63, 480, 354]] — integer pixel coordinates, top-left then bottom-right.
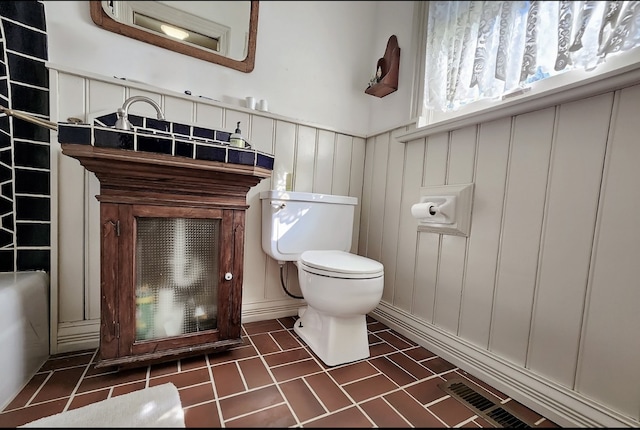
[[0, 315, 559, 427]]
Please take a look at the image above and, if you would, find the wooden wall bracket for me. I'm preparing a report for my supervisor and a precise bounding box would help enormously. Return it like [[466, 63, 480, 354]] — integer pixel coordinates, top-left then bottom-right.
[[365, 35, 400, 98]]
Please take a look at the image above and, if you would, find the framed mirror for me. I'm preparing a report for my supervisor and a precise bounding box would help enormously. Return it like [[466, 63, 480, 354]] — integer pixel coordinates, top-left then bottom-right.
[[90, 1, 258, 73]]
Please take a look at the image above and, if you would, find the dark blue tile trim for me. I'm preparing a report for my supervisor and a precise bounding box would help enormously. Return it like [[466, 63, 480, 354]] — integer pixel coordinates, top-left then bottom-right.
[[14, 142, 49, 169], [3, 19, 47, 59], [0, 250, 14, 271], [128, 114, 144, 128], [216, 131, 231, 143], [193, 126, 215, 140], [57, 114, 277, 170], [13, 117, 50, 142], [175, 140, 194, 158], [11, 83, 49, 115], [17, 249, 50, 272], [228, 148, 255, 166], [256, 152, 275, 170], [16, 222, 50, 247], [196, 145, 227, 163], [16, 195, 50, 221], [146, 118, 170, 132], [138, 135, 172, 155], [172, 123, 191, 136], [95, 112, 118, 127], [58, 123, 91, 145], [15, 168, 49, 195], [0, 230, 12, 249], [94, 127, 134, 150], [8, 53, 48, 88], [0, 2, 46, 31]]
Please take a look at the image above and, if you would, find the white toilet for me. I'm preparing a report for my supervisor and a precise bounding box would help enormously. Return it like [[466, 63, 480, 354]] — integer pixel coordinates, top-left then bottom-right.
[[260, 190, 384, 366]]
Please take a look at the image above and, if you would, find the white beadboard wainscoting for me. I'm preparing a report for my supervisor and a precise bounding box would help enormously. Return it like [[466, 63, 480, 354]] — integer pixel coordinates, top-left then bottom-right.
[[48, 64, 366, 353], [365, 84, 640, 427]]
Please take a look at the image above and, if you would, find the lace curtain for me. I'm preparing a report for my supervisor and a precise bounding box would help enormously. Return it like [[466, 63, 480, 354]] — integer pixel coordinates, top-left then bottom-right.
[[424, 1, 640, 112]]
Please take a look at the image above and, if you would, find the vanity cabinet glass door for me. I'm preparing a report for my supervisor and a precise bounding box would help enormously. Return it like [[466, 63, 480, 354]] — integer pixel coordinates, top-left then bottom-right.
[[99, 203, 244, 368]]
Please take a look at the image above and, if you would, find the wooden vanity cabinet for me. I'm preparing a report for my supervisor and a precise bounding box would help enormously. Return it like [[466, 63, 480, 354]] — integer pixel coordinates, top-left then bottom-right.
[[60, 144, 271, 369], [98, 203, 245, 368]]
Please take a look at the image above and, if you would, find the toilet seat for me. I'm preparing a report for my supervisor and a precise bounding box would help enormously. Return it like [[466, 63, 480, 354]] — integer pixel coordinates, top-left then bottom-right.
[[299, 250, 384, 279]]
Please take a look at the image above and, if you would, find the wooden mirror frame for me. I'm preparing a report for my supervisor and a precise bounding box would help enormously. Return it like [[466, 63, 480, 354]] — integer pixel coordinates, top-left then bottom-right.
[[89, 1, 258, 73]]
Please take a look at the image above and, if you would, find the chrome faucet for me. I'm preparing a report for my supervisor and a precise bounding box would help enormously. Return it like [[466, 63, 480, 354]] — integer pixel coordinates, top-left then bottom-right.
[[114, 96, 165, 131]]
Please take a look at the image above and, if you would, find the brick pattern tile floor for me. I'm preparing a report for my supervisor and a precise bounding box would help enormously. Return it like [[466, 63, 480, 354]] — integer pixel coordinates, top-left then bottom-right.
[[0, 316, 559, 428]]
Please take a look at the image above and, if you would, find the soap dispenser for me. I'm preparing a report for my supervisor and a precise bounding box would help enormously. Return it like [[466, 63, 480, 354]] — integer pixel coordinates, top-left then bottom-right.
[[230, 121, 245, 148]]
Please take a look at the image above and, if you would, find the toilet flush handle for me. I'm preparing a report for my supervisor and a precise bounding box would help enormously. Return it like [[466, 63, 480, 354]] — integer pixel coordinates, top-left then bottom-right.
[[270, 201, 286, 210]]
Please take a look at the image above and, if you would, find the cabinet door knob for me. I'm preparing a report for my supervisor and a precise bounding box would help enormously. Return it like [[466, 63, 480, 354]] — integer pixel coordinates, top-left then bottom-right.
[[224, 272, 233, 281]]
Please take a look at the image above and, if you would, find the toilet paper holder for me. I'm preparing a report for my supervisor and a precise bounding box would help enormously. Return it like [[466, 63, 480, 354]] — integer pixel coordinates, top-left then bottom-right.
[[411, 183, 474, 236], [411, 196, 456, 225]]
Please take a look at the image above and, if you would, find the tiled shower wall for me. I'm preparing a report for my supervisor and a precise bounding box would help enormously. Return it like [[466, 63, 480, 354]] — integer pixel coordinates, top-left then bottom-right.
[[0, 1, 50, 272]]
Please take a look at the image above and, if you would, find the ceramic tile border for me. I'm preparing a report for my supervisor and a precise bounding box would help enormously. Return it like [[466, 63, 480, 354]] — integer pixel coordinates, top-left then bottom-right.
[[57, 119, 274, 171]]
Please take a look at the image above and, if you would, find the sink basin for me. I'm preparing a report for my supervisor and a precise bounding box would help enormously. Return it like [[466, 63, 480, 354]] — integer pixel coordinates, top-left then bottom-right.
[[57, 112, 274, 171]]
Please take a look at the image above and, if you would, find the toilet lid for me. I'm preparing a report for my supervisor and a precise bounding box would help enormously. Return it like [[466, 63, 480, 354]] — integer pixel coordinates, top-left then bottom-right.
[[299, 250, 384, 279]]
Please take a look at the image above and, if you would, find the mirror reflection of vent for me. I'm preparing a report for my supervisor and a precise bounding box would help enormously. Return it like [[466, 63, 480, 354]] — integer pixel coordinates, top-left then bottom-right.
[[441, 379, 533, 428]]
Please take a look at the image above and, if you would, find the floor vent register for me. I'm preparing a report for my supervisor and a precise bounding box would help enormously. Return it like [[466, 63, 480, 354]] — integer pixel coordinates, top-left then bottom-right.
[[441, 379, 534, 428]]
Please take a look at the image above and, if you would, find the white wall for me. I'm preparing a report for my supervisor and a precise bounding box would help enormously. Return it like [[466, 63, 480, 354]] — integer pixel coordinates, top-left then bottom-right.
[[44, 1, 413, 136], [362, 80, 640, 428], [365, 1, 418, 134]]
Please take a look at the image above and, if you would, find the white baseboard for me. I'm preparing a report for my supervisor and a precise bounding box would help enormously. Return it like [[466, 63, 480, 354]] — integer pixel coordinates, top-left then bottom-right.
[[55, 320, 100, 354], [241, 299, 302, 323], [371, 302, 637, 428]]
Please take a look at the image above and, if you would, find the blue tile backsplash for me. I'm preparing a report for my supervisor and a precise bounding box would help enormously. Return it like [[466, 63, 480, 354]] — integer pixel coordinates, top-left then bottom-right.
[[57, 113, 275, 171], [0, 1, 50, 272]]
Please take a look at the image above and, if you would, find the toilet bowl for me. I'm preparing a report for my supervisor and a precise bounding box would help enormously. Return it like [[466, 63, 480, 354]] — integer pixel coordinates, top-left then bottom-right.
[[260, 190, 385, 367], [293, 250, 384, 366]]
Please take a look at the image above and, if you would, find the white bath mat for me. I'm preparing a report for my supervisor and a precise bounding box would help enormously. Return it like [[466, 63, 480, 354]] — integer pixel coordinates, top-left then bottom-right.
[[19, 382, 185, 428]]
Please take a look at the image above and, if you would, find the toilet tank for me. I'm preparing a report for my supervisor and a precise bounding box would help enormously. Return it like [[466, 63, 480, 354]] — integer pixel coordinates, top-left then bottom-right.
[[260, 190, 357, 262]]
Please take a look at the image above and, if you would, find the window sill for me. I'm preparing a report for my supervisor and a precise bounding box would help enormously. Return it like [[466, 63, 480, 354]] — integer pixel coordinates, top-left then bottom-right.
[[398, 55, 640, 143]]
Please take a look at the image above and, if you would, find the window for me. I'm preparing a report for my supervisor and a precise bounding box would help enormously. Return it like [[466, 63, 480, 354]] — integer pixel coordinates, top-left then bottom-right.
[[419, 1, 640, 124]]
